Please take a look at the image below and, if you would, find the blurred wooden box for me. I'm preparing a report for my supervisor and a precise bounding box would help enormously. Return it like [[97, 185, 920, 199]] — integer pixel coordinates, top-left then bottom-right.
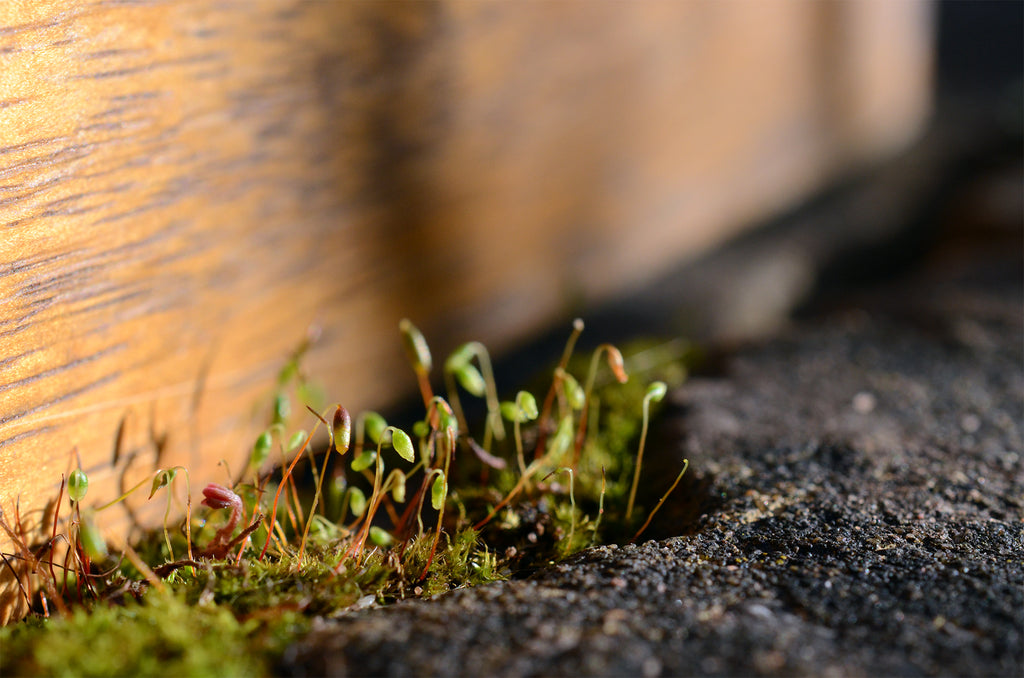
[[0, 0, 931, 620]]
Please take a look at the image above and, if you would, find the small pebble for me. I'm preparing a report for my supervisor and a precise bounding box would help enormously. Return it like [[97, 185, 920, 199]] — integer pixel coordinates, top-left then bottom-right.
[[753, 650, 786, 673], [745, 603, 773, 620], [852, 391, 877, 414], [960, 414, 981, 433], [642, 656, 663, 677]]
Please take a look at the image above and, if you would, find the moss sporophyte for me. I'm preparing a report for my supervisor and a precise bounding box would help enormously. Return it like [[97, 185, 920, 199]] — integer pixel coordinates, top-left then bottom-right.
[[0, 319, 692, 676]]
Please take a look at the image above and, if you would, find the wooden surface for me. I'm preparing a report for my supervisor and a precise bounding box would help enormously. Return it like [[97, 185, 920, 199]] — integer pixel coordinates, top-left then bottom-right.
[[0, 0, 931, 622]]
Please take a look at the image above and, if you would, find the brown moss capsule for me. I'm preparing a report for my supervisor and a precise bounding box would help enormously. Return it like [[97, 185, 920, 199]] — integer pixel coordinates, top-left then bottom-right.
[[605, 346, 628, 384], [333, 405, 352, 453]]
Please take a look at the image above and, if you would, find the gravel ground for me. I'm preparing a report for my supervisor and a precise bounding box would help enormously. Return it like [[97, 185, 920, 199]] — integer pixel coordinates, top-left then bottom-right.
[[281, 252, 1023, 677]]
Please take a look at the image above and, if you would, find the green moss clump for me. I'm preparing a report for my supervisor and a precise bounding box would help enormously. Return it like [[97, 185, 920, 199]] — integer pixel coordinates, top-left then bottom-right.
[[0, 591, 298, 678], [0, 325, 694, 675]]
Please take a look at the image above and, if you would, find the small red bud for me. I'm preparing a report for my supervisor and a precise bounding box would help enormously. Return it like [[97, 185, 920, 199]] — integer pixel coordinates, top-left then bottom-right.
[[200, 483, 244, 557], [201, 483, 242, 511]]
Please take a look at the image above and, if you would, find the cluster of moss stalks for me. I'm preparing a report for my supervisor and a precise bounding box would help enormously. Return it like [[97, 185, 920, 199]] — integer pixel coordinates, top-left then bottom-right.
[[0, 319, 691, 677]]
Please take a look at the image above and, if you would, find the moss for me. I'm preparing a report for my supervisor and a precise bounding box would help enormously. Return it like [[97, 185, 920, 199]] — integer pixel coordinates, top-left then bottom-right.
[[1, 328, 694, 675], [0, 591, 290, 677]]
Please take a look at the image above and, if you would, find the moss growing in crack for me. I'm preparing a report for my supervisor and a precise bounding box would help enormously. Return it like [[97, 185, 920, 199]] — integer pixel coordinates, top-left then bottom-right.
[[0, 322, 694, 676]]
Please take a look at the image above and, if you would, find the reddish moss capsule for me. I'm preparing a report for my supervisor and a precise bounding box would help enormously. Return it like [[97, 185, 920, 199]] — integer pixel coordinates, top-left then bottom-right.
[[201, 483, 242, 512], [332, 405, 352, 453], [605, 346, 628, 384]]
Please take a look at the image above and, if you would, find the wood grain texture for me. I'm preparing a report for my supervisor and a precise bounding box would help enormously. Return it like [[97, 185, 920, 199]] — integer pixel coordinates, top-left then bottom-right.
[[0, 0, 931, 621]]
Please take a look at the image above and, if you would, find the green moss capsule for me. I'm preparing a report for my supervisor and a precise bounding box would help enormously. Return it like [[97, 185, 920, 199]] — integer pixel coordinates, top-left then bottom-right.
[[273, 393, 291, 425], [516, 391, 538, 420], [286, 430, 307, 453], [454, 364, 486, 397], [646, 381, 668, 402], [548, 416, 574, 460], [500, 401, 522, 423], [364, 412, 387, 445], [148, 469, 177, 499], [399, 319, 432, 374], [68, 469, 89, 503], [369, 526, 393, 547], [390, 471, 407, 503], [391, 428, 414, 463], [561, 372, 585, 410], [78, 511, 108, 561], [348, 487, 367, 517], [351, 450, 376, 472], [431, 472, 447, 510], [444, 343, 475, 372], [438, 407, 458, 438], [251, 431, 273, 469]]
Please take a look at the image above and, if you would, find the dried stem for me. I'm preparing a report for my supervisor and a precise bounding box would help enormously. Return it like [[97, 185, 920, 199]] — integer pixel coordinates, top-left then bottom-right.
[[630, 459, 688, 544]]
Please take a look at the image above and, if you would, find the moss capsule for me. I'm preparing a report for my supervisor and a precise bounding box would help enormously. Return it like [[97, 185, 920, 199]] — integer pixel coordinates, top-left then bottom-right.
[[399, 319, 432, 374], [68, 469, 89, 503], [348, 487, 367, 517], [332, 405, 352, 453], [273, 393, 291, 425], [251, 431, 273, 468], [431, 472, 447, 510], [78, 511, 108, 561], [364, 412, 387, 445], [391, 428, 414, 463]]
